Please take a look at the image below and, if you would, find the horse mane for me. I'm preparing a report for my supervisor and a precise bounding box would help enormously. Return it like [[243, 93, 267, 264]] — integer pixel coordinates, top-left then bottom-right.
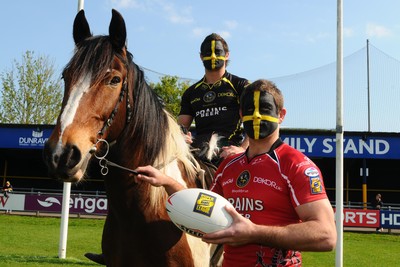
[[63, 34, 199, 210], [63, 35, 117, 87], [124, 64, 200, 209]]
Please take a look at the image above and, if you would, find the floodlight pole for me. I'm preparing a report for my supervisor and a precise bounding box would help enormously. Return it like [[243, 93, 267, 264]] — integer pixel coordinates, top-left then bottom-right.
[[335, 0, 344, 266], [58, 0, 85, 259]]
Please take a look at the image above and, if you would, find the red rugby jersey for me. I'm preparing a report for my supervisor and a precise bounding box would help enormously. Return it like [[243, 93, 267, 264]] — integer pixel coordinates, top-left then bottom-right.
[[211, 140, 328, 267]]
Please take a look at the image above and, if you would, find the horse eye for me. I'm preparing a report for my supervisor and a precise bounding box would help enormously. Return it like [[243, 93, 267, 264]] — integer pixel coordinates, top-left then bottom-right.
[[110, 76, 121, 85]]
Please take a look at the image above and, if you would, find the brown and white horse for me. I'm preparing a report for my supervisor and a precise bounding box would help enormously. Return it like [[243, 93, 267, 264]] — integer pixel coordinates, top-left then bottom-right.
[[43, 9, 211, 266]]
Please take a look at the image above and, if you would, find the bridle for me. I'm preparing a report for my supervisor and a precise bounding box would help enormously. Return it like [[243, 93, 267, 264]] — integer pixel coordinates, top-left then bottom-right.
[[87, 61, 180, 177], [90, 60, 136, 176], [97, 78, 132, 138]]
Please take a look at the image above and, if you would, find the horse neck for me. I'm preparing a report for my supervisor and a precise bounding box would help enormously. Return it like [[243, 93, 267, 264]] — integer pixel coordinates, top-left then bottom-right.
[[107, 112, 199, 212], [105, 65, 199, 212]]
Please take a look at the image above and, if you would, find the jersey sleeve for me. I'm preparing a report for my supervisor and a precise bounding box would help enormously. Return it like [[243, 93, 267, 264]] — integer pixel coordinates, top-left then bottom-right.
[[179, 88, 194, 116], [279, 146, 328, 207], [236, 77, 251, 97], [210, 157, 231, 196]]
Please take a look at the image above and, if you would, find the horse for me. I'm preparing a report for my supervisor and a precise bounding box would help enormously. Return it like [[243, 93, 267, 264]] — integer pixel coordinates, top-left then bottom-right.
[[43, 9, 215, 267]]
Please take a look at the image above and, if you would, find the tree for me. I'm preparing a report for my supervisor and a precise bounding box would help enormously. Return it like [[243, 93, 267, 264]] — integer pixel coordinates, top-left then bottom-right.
[[0, 51, 62, 124], [151, 76, 191, 118]]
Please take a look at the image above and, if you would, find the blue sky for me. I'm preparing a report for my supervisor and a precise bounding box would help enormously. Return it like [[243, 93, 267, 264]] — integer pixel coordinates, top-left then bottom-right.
[[2, 0, 400, 132], [2, 0, 400, 81]]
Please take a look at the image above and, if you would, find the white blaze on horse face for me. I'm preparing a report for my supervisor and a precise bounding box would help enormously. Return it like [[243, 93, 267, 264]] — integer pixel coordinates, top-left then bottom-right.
[[59, 73, 92, 138]]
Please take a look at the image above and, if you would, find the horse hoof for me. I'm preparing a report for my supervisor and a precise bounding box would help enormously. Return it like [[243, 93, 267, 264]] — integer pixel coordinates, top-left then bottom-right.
[[84, 252, 106, 265]]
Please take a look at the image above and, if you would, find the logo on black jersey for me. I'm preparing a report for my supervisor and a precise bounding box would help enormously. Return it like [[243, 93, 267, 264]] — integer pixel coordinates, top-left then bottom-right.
[[203, 91, 216, 103], [236, 170, 250, 188]]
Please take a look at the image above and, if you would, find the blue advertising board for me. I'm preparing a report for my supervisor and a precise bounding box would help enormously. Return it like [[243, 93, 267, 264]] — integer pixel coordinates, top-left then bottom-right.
[[0, 127, 53, 149], [281, 134, 400, 159], [1, 126, 400, 159], [380, 210, 400, 229]]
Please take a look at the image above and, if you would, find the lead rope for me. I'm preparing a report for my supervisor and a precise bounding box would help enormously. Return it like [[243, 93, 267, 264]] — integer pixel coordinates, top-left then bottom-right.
[[93, 138, 178, 176], [92, 139, 138, 176]]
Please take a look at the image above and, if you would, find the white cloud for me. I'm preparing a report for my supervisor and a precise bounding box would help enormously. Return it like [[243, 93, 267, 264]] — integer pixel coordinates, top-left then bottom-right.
[[191, 29, 232, 40], [224, 20, 238, 30], [160, 2, 193, 24], [111, 0, 193, 25], [343, 27, 354, 38], [111, 0, 145, 9], [192, 27, 211, 38], [218, 31, 231, 40], [366, 23, 392, 38]]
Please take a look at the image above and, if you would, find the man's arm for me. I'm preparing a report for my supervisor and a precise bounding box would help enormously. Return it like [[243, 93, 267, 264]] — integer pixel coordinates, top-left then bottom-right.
[[202, 198, 336, 252], [178, 115, 194, 144], [220, 135, 248, 158], [178, 115, 193, 130], [135, 165, 185, 195]]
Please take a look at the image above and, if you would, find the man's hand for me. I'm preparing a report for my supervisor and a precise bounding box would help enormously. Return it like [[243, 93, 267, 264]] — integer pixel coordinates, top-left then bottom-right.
[[220, 145, 245, 159], [183, 131, 193, 144], [134, 165, 185, 195], [202, 205, 256, 246]]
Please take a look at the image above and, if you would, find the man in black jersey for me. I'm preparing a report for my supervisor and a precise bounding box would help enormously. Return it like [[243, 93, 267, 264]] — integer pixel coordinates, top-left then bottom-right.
[[178, 33, 250, 165]]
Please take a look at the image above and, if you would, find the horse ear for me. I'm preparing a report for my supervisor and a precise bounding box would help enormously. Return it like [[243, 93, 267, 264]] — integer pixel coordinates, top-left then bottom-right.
[[73, 9, 92, 45], [109, 9, 127, 51]]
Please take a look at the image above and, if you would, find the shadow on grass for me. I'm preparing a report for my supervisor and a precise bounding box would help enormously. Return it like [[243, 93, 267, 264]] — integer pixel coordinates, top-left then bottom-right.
[[0, 254, 97, 266]]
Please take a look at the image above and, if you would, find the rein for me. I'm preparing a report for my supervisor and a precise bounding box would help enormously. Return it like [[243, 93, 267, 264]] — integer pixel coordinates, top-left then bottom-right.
[[94, 138, 177, 177], [94, 138, 139, 176]]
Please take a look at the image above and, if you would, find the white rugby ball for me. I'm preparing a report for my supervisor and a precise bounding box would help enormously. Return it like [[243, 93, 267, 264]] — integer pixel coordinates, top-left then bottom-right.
[[166, 188, 233, 237]]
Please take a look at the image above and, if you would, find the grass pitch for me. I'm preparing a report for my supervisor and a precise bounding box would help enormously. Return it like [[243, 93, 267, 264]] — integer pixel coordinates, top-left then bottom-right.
[[0, 214, 399, 266], [0, 214, 103, 266]]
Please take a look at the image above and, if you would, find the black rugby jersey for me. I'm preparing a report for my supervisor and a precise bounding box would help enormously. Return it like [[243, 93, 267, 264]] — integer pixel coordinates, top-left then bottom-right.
[[179, 72, 250, 148]]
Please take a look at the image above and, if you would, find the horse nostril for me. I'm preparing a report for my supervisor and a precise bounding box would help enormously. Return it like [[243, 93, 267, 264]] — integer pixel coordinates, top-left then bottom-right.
[[65, 144, 82, 169], [54, 154, 59, 165], [43, 142, 85, 180], [43, 142, 58, 168]]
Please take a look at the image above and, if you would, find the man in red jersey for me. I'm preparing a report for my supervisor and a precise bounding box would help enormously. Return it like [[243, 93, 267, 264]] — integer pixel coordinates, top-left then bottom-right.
[[135, 79, 336, 267]]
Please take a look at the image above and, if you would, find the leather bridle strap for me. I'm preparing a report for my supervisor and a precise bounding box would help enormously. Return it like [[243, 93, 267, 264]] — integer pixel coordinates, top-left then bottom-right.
[[97, 78, 131, 138]]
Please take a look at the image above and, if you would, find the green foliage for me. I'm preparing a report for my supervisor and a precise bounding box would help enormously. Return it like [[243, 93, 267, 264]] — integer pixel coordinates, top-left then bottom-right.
[[0, 51, 62, 124], [150, 75, 190, 118]]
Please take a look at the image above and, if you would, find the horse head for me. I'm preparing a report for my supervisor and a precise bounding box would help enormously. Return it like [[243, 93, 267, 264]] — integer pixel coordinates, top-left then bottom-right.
[[43, 9, 132, 182], [43, 9, 214, 266]]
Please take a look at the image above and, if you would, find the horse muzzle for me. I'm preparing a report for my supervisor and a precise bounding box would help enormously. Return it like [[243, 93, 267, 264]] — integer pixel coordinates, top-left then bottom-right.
[[43, 141, 92, 182]]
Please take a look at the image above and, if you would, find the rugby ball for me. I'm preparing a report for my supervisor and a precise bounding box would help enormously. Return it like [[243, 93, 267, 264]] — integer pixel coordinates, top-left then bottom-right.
[[166, 188, 233, 237]]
